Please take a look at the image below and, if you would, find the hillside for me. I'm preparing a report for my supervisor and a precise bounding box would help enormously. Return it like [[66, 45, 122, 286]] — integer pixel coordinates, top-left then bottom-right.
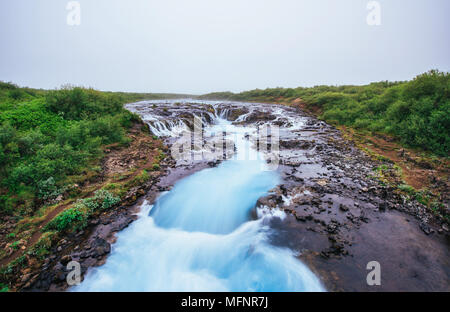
[[0, 84, 179, 291]]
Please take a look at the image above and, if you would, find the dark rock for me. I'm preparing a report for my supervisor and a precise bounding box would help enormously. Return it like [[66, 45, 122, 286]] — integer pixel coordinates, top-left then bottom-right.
[[91, 238, 111, 257], [295, 214, 306, 222], [256, 194, 283, 208], [244, 111, 276, 123], [227, 108, 249, 121], [54, 272, 66, 282], [419, 223, 434, 235], [280, 140, 313, 150], [60, 255, 72, 265]]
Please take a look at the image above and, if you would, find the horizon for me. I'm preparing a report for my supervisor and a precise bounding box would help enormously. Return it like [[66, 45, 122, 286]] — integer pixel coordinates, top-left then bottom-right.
[[1, 0, 449, 94], [2, 68, 445, 96]]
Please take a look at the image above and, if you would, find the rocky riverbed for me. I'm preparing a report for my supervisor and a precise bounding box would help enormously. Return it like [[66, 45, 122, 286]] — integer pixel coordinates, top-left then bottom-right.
[[23, 99, 449, 291], [129, 99, 449, 291]]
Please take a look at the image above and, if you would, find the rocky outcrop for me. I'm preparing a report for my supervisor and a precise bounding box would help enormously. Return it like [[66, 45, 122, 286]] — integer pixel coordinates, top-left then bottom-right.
[[243, 111, 276, 123]]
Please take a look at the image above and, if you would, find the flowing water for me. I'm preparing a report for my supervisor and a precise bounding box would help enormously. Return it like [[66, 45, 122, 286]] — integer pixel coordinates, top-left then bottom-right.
[[74, 115, 324, 291]]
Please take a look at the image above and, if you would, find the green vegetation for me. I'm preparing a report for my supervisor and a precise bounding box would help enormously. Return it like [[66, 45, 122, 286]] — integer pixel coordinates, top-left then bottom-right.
[[31, 231, 56, 259], [44, 205, 89, 233], [0, 282, 8, 292], [0, 83, 147, 215], [201, 70, 449, 157], [126, 169, 151, 188], [44, 189, 120, 233], [152, 163, 161, 171], [398, 184, 416, 195]]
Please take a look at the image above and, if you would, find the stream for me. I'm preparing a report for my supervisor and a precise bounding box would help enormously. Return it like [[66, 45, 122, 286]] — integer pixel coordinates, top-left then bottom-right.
[[74, 106, 324, 292]]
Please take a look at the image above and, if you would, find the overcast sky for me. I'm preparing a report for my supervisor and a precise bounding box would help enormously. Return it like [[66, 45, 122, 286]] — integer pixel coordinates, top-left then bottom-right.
[[0, 0, 449, 94]]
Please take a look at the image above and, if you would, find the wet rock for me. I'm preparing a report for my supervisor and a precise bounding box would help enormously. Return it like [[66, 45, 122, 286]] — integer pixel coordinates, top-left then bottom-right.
[[360, 215, 370, 223], [295, 214, 306, 222], [54, 271, 66, 282], [280, 140, 313, 150], [227, 108, 249, 121], [419, 223, 435, 235], [273, 118, 292, 127], [79, 250, 90, 259], [60, 255, 72, 265], [91, 238, 111, 258], [256, 194, 283, 208], [207, 160, 219, 167], [244, 111, 276, 123]]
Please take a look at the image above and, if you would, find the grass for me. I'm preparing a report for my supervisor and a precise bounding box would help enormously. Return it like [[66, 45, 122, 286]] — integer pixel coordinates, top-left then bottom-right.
[[126, 170, 151, 188]]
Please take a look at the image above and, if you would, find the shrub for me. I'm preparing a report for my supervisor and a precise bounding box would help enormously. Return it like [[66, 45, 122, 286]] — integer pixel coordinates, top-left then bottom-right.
[[45, 86, 123, 120], [7, 144, 88, 189], [120, 111, 141, 128], [0, 100, 65, 132], [93, 189, 121, 210], [32, 231, 57, 259], [45, 87, 89, 120], [44, 189, 120, 233], [17, 129, 44, 157], [352, 119, 370, 129], [44, 205, 89, 233], [79, 189, 121, 212], [87, 116, 126, 145], [8, 88, 24, 100], [37, 177, 61, 200], [0, 83, 145, 215]]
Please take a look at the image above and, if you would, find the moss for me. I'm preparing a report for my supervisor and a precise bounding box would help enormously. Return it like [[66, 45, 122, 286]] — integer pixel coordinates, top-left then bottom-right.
[[104, 183, 119, 191], [398, 184, 416, 196], [127, 170, 150, 187], [31, 231, 57, 259], [152, 163, 160, 171]]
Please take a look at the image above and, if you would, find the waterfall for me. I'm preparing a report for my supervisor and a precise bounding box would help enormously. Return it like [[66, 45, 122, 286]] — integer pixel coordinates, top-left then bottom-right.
[[76, 104, 325, 292]]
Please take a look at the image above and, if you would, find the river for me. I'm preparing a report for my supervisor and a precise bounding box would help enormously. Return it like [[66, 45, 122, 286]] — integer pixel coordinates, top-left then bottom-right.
[[73, 108, 324, 292]]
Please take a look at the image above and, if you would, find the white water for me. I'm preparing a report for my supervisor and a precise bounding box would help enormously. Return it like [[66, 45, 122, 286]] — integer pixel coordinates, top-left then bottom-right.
[[74, 119, 324, 292]]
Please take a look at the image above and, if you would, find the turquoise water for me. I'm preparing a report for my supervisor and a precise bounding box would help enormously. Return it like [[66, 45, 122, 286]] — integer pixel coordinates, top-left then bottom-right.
[[74, 121, 324, 292]]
